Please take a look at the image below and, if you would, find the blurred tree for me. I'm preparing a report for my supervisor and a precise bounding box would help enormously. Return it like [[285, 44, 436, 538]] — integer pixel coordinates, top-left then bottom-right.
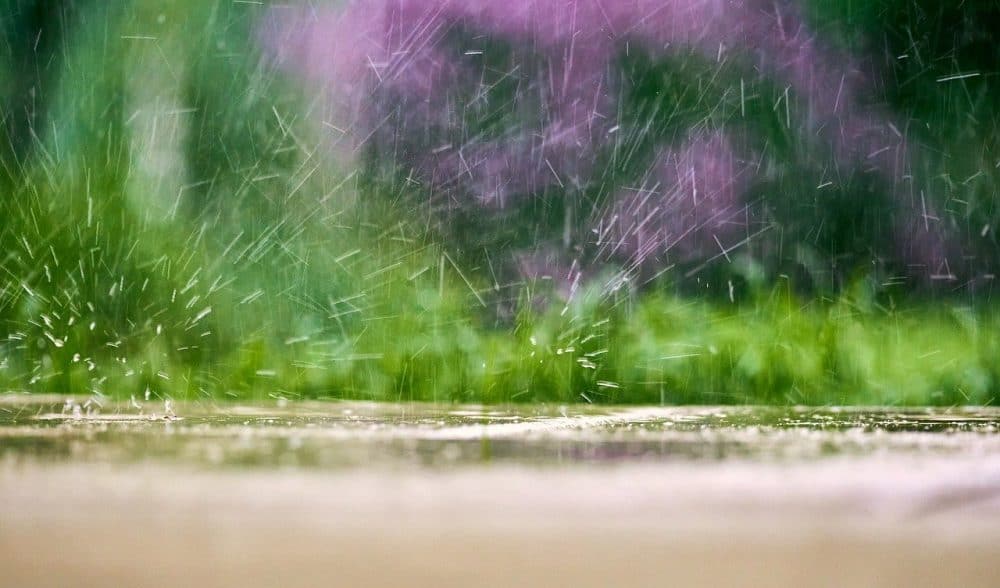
[[0, 0, 89, 176]]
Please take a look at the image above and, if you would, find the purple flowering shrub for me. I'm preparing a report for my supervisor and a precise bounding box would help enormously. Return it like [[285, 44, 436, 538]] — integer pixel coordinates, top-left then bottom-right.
[[261, 0, 958, 299]]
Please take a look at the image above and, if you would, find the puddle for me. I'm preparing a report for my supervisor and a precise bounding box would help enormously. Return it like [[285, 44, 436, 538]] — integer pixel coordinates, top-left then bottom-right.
[[1, 395, 998, 469], [1, 394, 998, 587]]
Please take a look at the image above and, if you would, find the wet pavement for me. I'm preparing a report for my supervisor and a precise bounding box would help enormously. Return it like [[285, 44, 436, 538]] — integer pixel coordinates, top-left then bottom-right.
[[2, 394, 999, 587]]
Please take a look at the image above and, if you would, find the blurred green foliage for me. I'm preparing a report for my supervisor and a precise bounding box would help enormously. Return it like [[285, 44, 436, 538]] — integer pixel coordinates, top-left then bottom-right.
[[0, 0, 997, 404]]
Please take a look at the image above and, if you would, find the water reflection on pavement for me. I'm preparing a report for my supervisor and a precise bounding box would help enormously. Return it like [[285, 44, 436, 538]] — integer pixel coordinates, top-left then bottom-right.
[[1, 395, 998, 587]]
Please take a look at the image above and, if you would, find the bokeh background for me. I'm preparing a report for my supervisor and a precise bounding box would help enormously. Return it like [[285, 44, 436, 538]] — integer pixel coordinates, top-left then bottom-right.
[[1, 0, 998, 405]]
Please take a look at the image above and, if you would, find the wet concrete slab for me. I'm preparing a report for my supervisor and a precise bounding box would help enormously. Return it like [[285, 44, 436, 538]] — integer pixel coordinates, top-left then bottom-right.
[[1, 394, 999, 587]]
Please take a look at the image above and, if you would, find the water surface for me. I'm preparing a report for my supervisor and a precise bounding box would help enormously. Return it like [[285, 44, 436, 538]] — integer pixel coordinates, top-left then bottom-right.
[[2, 394, 998, 587]]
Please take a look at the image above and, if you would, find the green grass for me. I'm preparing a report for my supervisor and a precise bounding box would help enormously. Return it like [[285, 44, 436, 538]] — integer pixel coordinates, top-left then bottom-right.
[[1, 0, 998, 406], [2, 189, 996, 406]]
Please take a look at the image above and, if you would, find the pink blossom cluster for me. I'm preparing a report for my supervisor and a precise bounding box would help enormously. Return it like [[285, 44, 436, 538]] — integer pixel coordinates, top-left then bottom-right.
[[261, 0, 954, 291]]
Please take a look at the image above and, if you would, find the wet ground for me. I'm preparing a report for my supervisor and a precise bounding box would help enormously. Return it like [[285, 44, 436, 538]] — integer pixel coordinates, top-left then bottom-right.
[[2, 394, 999, 587]]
